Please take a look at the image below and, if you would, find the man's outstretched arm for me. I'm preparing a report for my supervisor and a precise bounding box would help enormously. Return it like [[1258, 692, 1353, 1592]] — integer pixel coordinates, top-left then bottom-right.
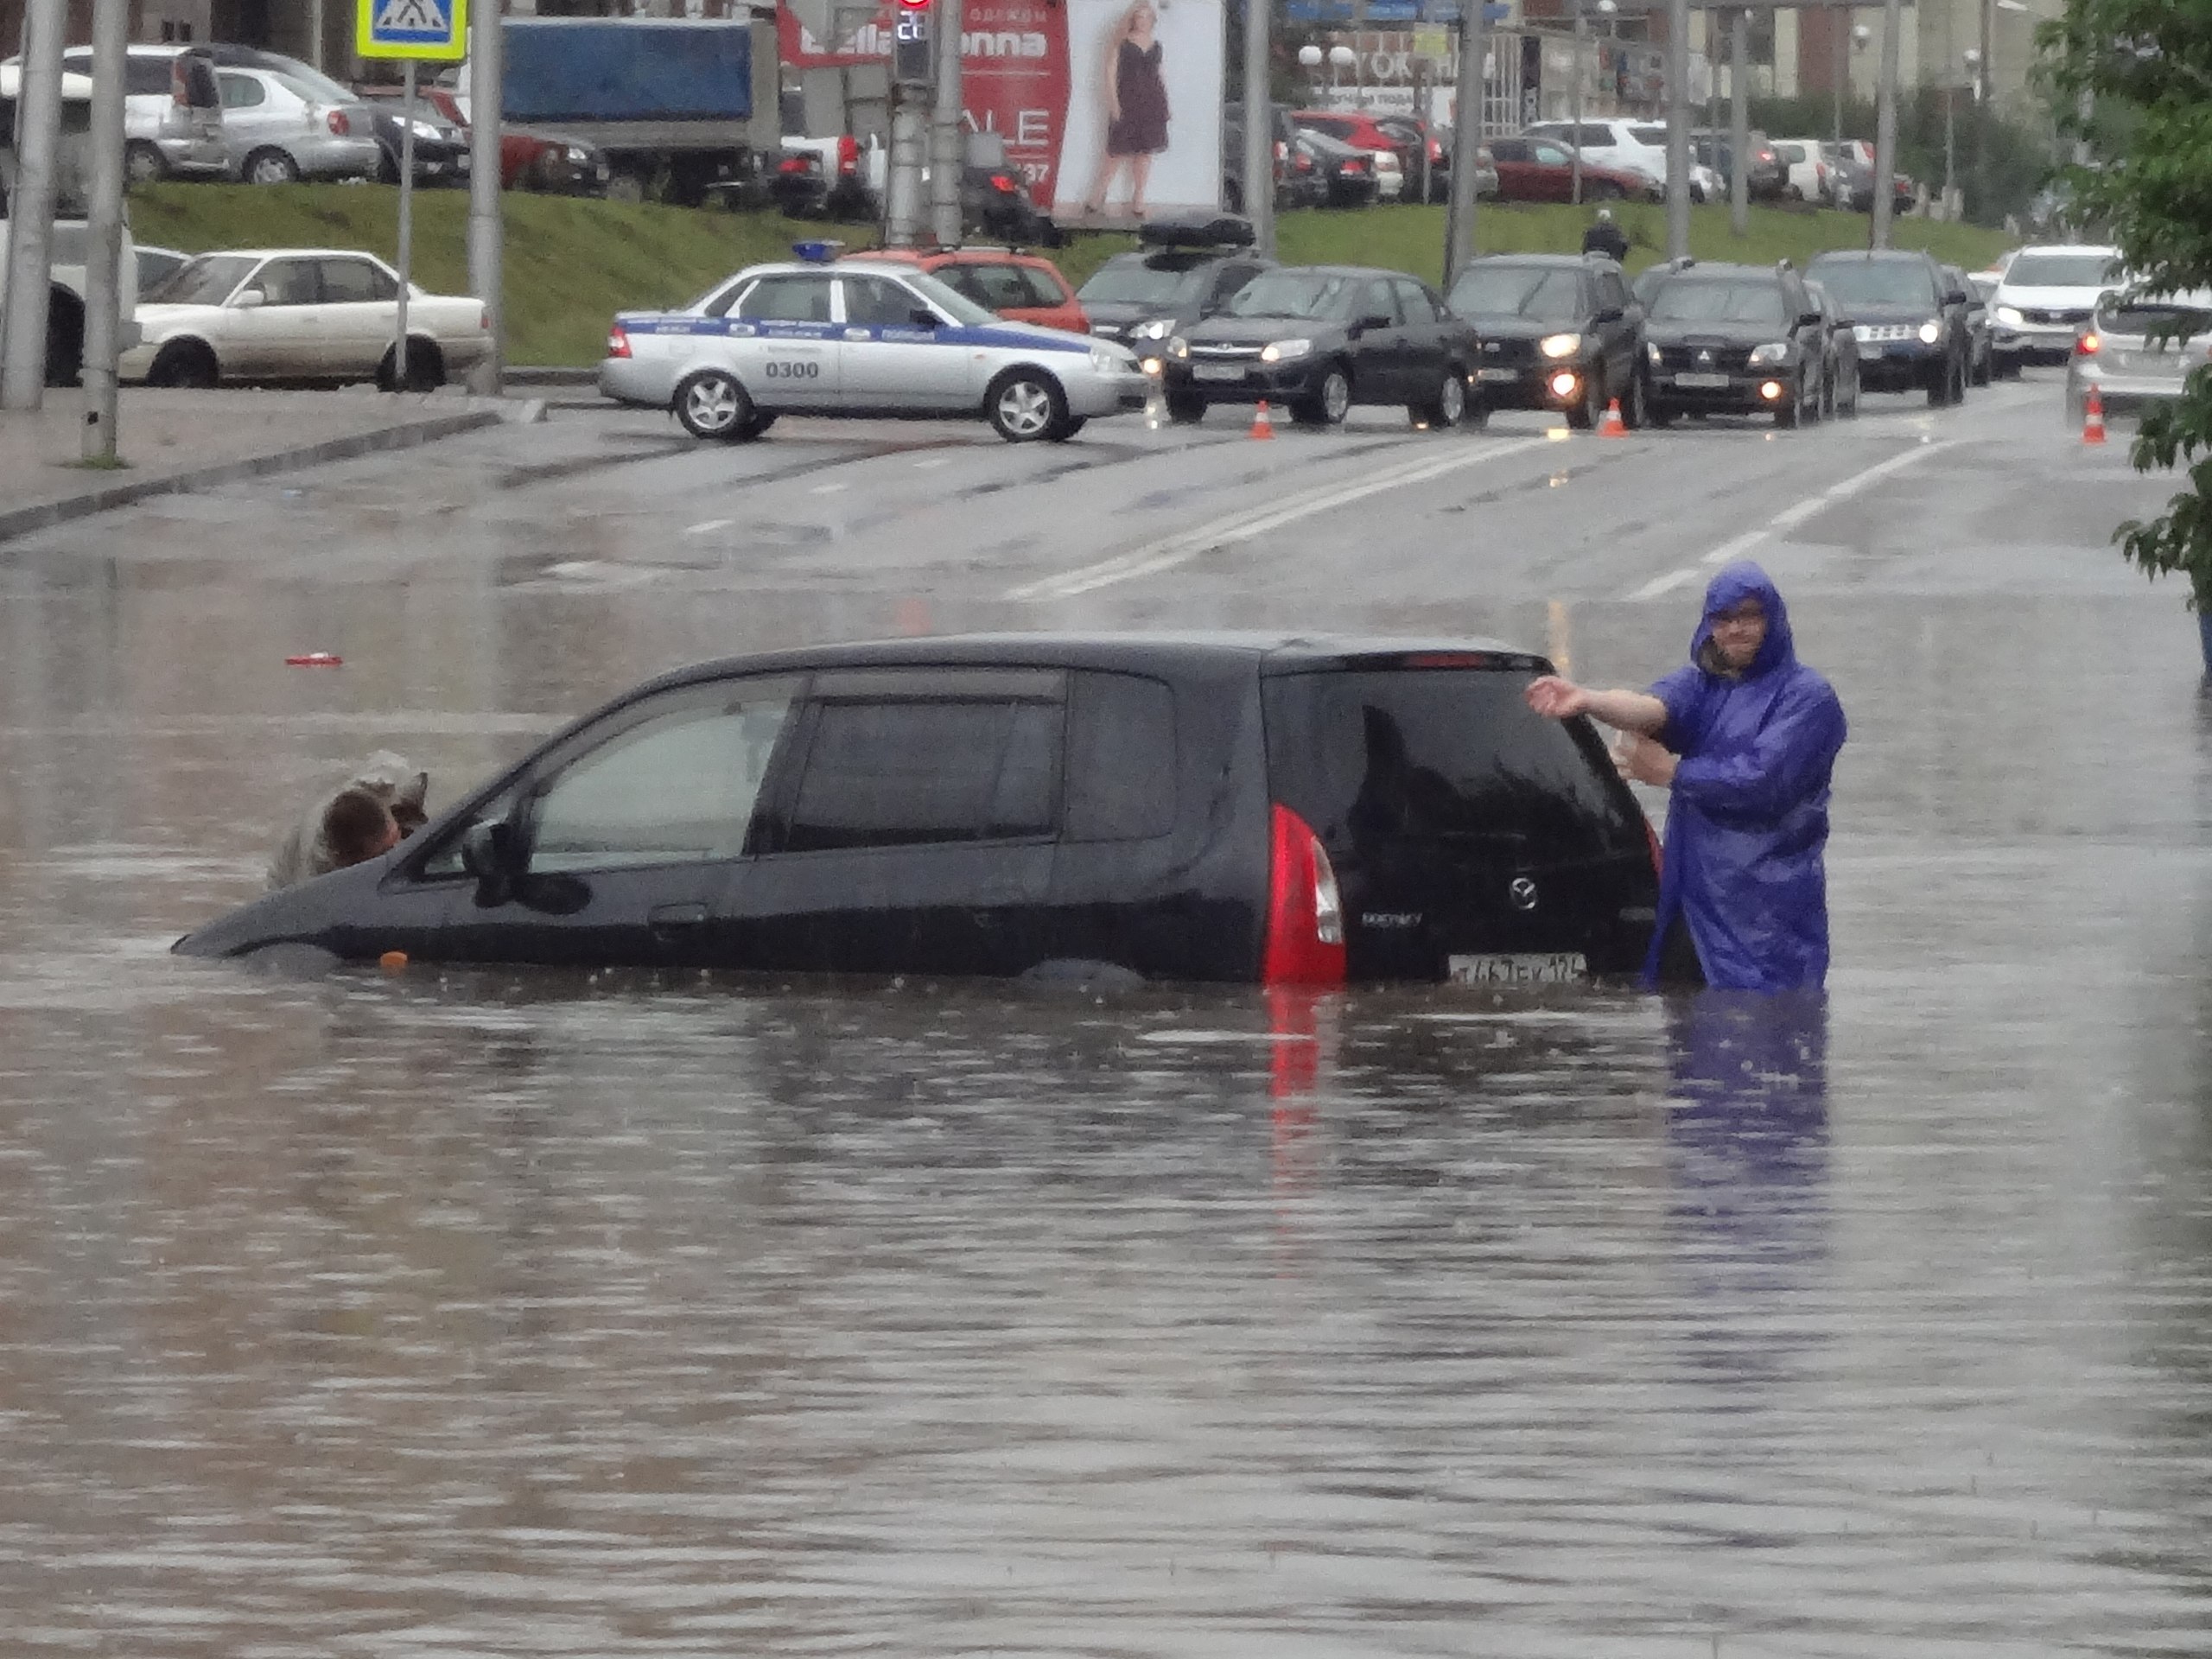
[[1524, 676, 1669, 736]]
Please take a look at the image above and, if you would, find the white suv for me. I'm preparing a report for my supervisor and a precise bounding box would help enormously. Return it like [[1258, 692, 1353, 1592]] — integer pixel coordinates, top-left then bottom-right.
[[1991, 244, 2124, 371], [1524, 118, 1721, 202]]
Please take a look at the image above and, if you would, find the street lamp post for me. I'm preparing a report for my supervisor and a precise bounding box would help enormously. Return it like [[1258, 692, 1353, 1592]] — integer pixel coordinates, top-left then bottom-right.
[[1328, 41, 1356, 93]]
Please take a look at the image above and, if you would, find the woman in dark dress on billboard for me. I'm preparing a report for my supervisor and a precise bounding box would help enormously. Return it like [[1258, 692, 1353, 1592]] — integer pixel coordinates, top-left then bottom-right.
[[1081, 1, 1169, 219]]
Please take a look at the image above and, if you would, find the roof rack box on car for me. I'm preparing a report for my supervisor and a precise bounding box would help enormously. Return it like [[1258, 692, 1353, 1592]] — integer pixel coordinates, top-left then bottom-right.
[[1137, 213, 1256, 250]]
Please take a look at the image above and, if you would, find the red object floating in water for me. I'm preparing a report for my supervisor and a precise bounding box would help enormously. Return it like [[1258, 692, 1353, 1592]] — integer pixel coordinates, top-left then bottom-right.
[[284, 652, 343, 667]]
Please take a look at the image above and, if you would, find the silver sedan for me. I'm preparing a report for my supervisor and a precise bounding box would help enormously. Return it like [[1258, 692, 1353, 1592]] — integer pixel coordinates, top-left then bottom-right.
[[600, 258, 1147, 443], [2065, 288, 2212, 424]]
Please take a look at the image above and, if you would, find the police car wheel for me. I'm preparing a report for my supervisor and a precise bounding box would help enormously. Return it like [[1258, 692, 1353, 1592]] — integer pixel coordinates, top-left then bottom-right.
[[987, 370, 1065, 442], [1049, 416, 1088, 443], [675, 370, 754, 441]]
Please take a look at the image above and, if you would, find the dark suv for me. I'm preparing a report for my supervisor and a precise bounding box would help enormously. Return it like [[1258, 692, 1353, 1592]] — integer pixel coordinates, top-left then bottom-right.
[[1446, 253, 1646, 429], [1642, 260, 1829, 427], [1804, 249, 1974, 405], [1076, 216, 1273, 349], [174, 635, 1660, 987]]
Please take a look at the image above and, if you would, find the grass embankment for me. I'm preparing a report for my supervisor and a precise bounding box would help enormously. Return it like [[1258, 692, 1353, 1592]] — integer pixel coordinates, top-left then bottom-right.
[[130, 183, 2018, 367]]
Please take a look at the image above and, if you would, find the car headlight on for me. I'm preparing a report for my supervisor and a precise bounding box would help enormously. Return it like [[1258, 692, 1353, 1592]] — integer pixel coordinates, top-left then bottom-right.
[[1539, 332, 1583, 359], [1995, 304, 2023, 325], [565, 146, 590, 164], [1852, 323, 1872, 342], [1747, 341, 1791, 366], [1645, 341, 1662, 366], [1917, 319, 1942, 344], [1259, 338, 1313, 364], [1167, 336, 1190, 359], [1130, 318, 1175, 340]]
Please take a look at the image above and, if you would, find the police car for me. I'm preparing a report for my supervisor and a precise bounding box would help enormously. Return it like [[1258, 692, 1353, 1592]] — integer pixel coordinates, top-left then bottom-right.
[[599, 243, 1147, 443]]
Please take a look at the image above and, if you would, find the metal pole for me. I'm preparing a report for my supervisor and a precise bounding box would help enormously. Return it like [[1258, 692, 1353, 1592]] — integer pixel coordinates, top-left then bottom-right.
[[395, 60, 416, 391], [1569, 0, 1583, 205], [1, 0, 67, 410], [1942, 81, 1954, 216], [80, 0, 128, 463], [309, 0, 327, 72], [929, 0, 963, 246], [1443, 0, 1485, 283], [1241, 0, 1274, 256], [1870, 0, 1899, 247], [466, 4, 505, 395], [1832, 2, 1846, 143], [886, 88, 927, 245], [1728, 6, 1747, 236], [1662, 0, 1689, 260]]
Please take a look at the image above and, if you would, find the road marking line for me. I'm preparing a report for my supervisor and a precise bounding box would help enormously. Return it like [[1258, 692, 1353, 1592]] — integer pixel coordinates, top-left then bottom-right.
[[1689, 437, 1959, 568], [914, 456, 956, 469], [810, 482, 849, 494], [682, 518, 733, 537], [1628, 568, 1704, 601], [1005, 436, 1554, 601]]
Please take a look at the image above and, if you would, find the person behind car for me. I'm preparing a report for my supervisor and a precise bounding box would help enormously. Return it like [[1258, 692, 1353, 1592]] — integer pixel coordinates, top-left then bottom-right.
[[1521, 562, 1847, 992], [1581, 207, 1630, 263], [268, 751, 429, 889]]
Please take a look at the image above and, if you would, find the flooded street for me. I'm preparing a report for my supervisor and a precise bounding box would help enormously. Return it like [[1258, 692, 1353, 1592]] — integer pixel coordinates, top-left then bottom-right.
[[5, 381, 2212, 1654]]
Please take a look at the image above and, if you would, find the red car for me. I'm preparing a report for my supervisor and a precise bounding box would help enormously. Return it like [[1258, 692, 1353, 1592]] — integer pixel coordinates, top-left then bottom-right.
[[1291, 109, 1418, 196], [841, 247, 1090, 335], [1484, 135, 1661, 203], [414, 85, 609, 194]]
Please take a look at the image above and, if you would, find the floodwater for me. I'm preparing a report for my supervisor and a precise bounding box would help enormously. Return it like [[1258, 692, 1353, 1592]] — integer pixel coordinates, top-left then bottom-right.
[[6, 415, 2212, 1656]]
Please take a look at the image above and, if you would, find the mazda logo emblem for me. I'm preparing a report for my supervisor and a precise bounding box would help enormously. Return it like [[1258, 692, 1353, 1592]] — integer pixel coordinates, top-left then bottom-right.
[[1508, 877, 1539, 912]]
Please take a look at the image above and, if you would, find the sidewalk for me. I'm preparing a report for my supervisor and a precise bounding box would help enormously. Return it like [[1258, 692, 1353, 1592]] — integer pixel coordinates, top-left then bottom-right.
[[0, 385, 520, 545]]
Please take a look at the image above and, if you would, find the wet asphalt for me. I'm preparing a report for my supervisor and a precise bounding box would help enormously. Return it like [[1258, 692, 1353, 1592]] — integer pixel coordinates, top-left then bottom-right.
[[3, 370, 2212, 1655]]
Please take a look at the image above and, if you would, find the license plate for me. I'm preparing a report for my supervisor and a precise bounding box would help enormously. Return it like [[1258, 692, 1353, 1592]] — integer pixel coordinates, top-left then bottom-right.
[[1674, 372, 1729, 388], [1192, 363, 1245, 382], [1477, 366, 1519, 383], [1447, 952, 1587, 985]]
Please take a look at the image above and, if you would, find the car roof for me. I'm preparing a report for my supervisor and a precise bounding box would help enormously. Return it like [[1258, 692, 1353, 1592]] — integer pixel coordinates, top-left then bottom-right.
[[1807, 248, 1931, 263], [168, 248, 391, 261], [622, 632, 1543, 698], [1459, 253, 1595, 271], [1274, 264, 1427, 282], [846, 247, 1058, 270], [1667, 262, 1787, 282]]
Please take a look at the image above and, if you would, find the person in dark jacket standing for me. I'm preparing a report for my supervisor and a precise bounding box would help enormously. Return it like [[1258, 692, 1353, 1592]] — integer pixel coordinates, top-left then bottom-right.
[[1580, 206, 1630, 263], [1522, 562, 1847, 991]]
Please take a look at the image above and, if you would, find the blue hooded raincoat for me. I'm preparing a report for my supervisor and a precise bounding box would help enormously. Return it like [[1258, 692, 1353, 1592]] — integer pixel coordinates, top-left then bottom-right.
[[1645, 563, 1847, 992]]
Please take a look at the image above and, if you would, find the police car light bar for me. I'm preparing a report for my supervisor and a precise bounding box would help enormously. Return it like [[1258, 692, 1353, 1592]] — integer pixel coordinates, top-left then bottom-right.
[[791, 240, 847, 264]]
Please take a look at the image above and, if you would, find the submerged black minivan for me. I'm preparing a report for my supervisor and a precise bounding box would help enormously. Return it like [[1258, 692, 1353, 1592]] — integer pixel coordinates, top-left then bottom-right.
[[176, 635, 1660, 986]]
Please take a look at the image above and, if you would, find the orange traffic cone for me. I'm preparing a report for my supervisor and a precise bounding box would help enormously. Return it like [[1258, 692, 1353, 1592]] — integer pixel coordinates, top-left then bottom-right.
[[1249, 398, 1274, 440], [1598, 397, 1628, 437], [2082, 385, 2107, 446]]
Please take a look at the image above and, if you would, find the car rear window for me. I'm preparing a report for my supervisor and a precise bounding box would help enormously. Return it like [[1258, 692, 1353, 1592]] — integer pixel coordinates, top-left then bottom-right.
[[1262, 669, 1643, 861]]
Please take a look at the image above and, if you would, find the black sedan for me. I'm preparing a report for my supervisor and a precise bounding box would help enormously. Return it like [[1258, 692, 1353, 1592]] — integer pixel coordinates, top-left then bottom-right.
[[1291, 130, 1380, 208], [1161, 265, 1478, 429]]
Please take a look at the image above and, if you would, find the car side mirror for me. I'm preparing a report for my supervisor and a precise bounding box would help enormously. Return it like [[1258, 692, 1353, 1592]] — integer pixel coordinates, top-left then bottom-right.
[[460, 818, 516, 882], [1801, 310, 1824, 327], [908, 306, 941, 329], [1593, 306, 1624, 323], [1947, 288, 1969, 305], [232, 288, 265, 308], [1359, 311, 1393, 333]]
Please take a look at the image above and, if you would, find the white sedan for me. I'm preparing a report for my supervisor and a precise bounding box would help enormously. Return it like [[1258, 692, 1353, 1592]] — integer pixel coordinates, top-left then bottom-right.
[[123, 248, 489, 391]]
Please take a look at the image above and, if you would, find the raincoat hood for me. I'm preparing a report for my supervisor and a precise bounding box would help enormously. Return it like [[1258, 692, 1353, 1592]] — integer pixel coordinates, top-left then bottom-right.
[[1688, 561, 1796, 680]]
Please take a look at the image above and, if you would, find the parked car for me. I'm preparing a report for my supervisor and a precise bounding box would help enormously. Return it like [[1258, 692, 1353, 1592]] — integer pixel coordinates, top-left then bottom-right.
[[46, 44, 226, 182], [353, 84, 475, 186], [1523, 118, 1662, 189], [210, 64, 379, 183], [844, 246, 1087, 335], [0, 187, 142, 386], [135, 244, 189, 293], [1221, 101, 1310, 212], [1292, 108, 1421, 196], [1159, 264, 1478, 429], [1486, 136, 1658, 202], [1688, 128, 1786, 201], [1944, 262, 1993, 385], [171, 633, 1662, 987], [1802, 277, 1862, 418], [1805, 247, 1974, 404], [1640, 260, 1829, 428], [1771, 137, 1833, 204], [2066, 286, 2212, 423], [1820, 138, 1914, 213], [1990, 244, 2124, 370], [1075, 216, 1273, 350], [769, 134, 878, 220], [207, 48, 431, 187], [1374, 114, 1448, 203], [1446, 252, 1646, 430], [600, 255, 1144, 442], [121, 248, 488, 391], [1292, 129, 1380, 207], [416, 82, 608, 194]]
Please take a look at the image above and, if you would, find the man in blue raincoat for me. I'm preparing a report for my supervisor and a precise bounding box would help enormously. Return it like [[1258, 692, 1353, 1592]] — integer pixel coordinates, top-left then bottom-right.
[[1523, 562, 1847, 991]]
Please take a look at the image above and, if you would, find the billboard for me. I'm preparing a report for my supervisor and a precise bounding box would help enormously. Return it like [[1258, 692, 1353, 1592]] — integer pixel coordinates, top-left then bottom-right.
[[1050, 0, 1224, 223]]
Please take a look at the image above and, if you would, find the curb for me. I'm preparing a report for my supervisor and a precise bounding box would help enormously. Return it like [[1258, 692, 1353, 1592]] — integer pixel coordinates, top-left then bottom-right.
[[0, 407, 505, 546], [505, 366, 599, 387]]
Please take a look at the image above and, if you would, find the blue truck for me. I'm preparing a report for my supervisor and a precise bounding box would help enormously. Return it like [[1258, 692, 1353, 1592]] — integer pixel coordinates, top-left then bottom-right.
[[443, 16, 779, 207]]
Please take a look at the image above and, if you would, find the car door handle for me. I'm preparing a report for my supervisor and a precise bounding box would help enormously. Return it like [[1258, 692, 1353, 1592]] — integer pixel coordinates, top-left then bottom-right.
[[649, 902, 709, 938]]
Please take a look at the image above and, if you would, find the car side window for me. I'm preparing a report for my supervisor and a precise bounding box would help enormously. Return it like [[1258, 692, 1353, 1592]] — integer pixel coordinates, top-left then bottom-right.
[[842, 274, 927, 327], [1363, 280, 1403, 325], [1392, 277, 1438, 323], [219, 72, 264, 109], [782, 686, 1064, 853], [1065, 673, 1176, 842], [1018, 265, 1071, 308], [737, 274, 835, 324], [1533, 143, 1570, 166], [524, 677, 802, 874], [253, 259, 319, 307], [318, 258, 397, 304], [121, 57, 172, 96]]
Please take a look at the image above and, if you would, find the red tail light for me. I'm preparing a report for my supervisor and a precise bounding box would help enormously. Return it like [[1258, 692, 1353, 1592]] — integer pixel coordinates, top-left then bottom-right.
[[606, 323, 631, 359], [1262, 804, 1347, 987], [989, 171, 1016, 192], [838, 134, 859, 175], [326, 108, 350, 136], [779, 155, 810, 175], [171, 62, 189, 107], [1344, 159, 1368, 174], [2075, 330, 2101, 356]]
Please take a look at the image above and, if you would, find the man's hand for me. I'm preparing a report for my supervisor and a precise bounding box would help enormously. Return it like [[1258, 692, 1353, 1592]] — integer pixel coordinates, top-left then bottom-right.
[[1615, 732, 1678, 788], [1524, 675, 1590, 720]]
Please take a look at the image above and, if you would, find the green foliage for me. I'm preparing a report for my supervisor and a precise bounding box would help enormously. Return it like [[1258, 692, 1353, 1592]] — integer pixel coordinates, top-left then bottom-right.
[[2047, 0, 2212, 609], [1742, 92, 2059, 228]]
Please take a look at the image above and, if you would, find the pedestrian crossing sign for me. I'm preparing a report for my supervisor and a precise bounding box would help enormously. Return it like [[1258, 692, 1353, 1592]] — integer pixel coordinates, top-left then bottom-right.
[[357, 0, 467, 60]]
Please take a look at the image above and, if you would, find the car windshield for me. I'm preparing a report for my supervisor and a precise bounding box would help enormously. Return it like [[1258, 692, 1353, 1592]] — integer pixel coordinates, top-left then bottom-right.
[[146, 253, 257, 305], [2006, 251, 2122, 288], [1807, 259, 1934, 306], [2099, 293, 2212, 340], [1224, 270, 1358, 320], [1077, 261, 1205, 306], [1447, 265, 1584, 321], [1647, 280, 1787, 325]]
